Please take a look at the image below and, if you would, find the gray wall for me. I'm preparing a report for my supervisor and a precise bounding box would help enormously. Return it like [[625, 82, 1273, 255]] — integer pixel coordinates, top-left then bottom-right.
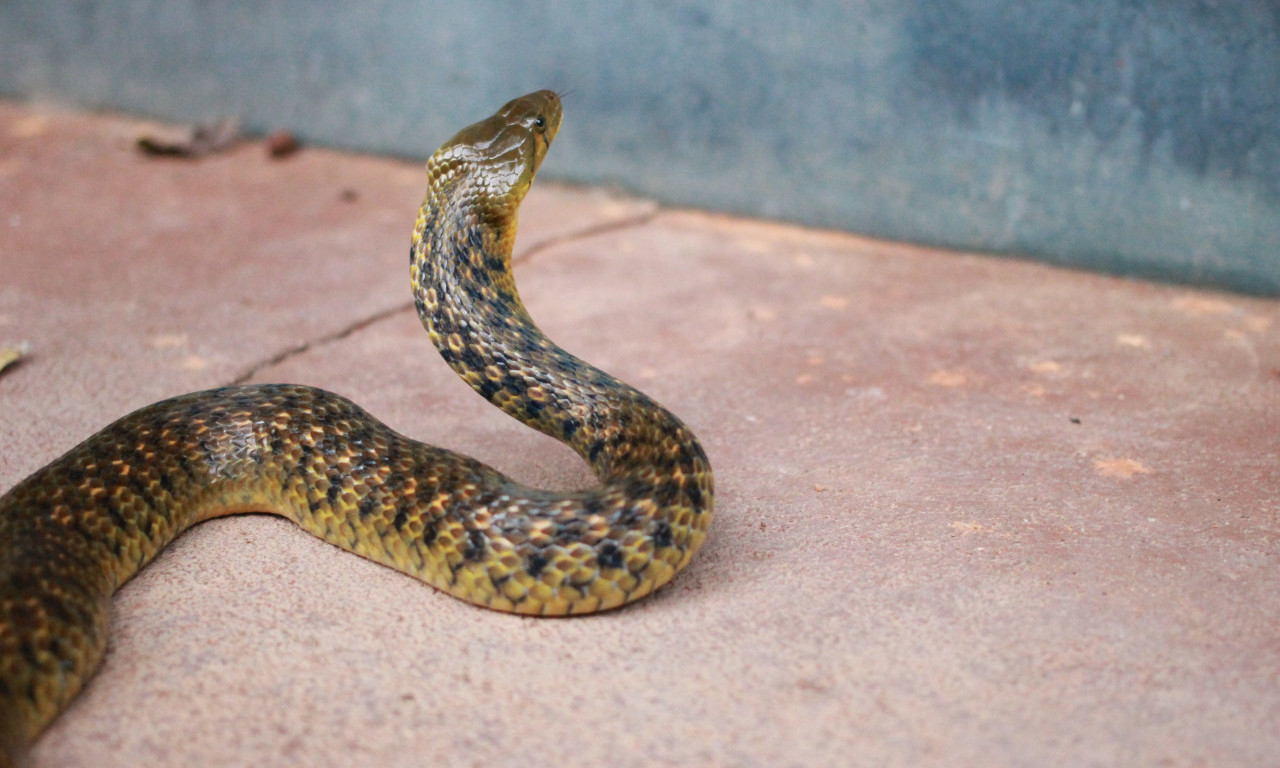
[[2, 1, 1277, 295]]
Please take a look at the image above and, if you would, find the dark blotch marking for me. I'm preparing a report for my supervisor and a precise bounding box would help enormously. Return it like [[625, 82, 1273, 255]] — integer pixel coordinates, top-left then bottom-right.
[[292, 441, 316, 482], [486, 295, 512, 319], [353, 455, 379, 476], [588, 440, 605, 464], [456, 345, 485, 372], [269, 427, 287, 457], [464, 529, 486, 561], [655, 479, 681, 507], [652, 521, 674, 549], [625, 479, 650, 499], [431, 308, 456, 336], [125, 473, 155, 514], [526, 553, 549, 578], [597, 542, 623, 570], [615, 507, 641, 527], [174, 453, 200, 483], [501, 374, 527, 398], [360, 494, 381, 520], [100, 501, 129, 538], [477, 378, 501, 399]]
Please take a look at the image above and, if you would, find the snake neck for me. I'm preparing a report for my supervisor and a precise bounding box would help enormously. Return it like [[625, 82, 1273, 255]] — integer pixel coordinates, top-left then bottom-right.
[[410, 180, 704, 488]]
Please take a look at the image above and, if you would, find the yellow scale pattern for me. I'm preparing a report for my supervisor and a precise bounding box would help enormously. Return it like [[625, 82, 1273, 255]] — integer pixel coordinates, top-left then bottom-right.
[[0, 90, 713, 764]]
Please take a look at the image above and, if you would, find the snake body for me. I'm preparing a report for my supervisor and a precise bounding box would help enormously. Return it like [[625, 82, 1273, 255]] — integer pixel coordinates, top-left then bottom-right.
[[0, 90, 713, 761]]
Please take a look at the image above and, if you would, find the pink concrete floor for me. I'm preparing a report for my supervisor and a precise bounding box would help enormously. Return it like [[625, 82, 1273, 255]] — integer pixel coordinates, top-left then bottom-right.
[[1, 102, 1278, 767]]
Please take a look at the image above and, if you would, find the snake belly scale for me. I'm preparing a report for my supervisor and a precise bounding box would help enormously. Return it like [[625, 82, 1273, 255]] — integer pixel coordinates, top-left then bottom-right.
[[0, 90, 713, 761]]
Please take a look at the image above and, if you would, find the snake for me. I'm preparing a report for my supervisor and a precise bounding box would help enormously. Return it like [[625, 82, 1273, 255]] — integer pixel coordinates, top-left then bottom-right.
[[0, 90, 713, 763]]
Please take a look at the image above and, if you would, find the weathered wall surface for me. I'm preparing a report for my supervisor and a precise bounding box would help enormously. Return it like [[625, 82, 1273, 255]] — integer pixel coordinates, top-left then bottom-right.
[[2, 1, 1276, 294]]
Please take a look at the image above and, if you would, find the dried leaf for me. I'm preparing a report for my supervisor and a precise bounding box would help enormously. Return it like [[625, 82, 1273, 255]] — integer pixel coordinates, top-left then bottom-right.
[[137, 118, 242, 158]]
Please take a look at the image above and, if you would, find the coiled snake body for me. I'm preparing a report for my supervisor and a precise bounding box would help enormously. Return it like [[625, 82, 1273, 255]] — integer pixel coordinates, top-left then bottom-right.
[[0, 90, 713, 762]]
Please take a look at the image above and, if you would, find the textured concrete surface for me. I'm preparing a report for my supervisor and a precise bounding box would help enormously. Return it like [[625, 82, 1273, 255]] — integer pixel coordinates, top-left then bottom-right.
[[2, 103, 1279, 767], [2, 2, 1278, 295]]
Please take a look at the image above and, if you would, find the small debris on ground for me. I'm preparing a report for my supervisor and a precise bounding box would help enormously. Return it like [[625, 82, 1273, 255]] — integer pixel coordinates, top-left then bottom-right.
[[266, 130, 301, 158], [137, 118, 242, 158]]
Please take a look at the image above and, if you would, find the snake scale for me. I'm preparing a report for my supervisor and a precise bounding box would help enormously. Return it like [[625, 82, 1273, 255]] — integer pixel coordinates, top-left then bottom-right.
[[0, 90, 713, 763]]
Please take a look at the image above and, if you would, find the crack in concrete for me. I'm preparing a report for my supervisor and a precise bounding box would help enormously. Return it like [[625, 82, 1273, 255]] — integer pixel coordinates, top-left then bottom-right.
[[515, 206, 660, 264], [229, 304, 409, 385], [229, 206, 659, 385]]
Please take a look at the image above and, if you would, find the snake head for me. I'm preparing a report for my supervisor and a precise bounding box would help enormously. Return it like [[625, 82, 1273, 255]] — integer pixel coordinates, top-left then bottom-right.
[[430, 90, 562, 224]]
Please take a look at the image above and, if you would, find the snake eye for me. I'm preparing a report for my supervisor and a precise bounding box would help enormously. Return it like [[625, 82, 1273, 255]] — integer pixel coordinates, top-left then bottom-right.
[[532, 115, 547, 131]]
